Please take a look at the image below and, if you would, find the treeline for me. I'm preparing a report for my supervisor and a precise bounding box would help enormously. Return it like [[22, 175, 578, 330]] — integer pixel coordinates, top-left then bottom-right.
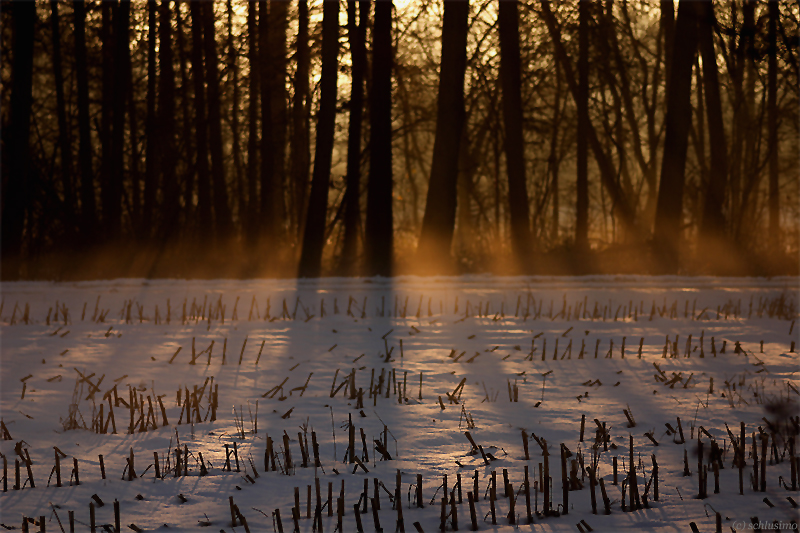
[[1, 0, 798, 279]]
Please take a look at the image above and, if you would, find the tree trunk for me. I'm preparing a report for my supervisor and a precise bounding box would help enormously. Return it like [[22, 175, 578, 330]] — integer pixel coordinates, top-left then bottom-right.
[[157, 0, 178, 240], [143, 0, 158, 238], [291, 0, 310, 240], [50, 1, 75, 238], [340, 0, 369, 275], [203, 0, 233, 239], [74, 0, 97, 243], [548, 56, 562, 245], [246, 0, 259, 244], [190, 0, 213, 237], [653, 0, 699, 273], [499, 0, 532, 271], [575, 0, 589, 251], [258, 0, 274, 243], [109, 0, 130, 240], [176, 2, 194, 233], [737, 1, 759, 241], [697, 0, 727, 247], [416, 0, 469, 273], [728, 0, 755, 228], [364, 0, 394, 276], [127, 32, 141, 236], [100, 1, 115, 235], [227, 0, 244, 233], [455, 121, 484, 256], [767, 0, 779, 251], [456, 145, 475, 256], [1, 0, 36, 264], [267, 0, 289, 241], [298, 0, 339, 277], [691, 60, 706, 198], [125, 54, 142, 237], [661, 0, 674, 102]]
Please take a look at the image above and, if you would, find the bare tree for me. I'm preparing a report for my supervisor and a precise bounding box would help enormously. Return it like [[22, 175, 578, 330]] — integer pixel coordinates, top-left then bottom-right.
[[499, 0, 533, 269], [50, 1, 75, 238], [767, 0, 780, 251], [268, 0, 289, 241], [108, 0, 131, 240], [189, 0, 213, 237], [653, 0, 699, 273], [540, 1, 637, 240], [158, 0, 178, 240], [416, 0, 469, 273], [175, 2, 194, 232], [341, 0, 370, 275], [298, 0, 339, 278], [143, 0, 158, 237], [246, 0, 259, 243], [74, 0, 96, 242], [258, 0, 274, 242], [100, 2, 115, 235], [203, 0, 233, 238], [1, 1, 36, 263], [697, 0, 727, 249], [227, 0, 244, 233], [291, 0, 310, 240], [365, 0, 394, 276], [575, 0, 589, 252]]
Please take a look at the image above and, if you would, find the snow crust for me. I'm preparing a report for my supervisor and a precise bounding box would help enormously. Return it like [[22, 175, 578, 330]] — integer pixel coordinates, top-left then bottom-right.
[[1, 276, 798, 532]]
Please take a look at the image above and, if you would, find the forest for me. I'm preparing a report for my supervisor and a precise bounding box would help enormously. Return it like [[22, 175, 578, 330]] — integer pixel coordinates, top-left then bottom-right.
[[1, 0, 798, 279]]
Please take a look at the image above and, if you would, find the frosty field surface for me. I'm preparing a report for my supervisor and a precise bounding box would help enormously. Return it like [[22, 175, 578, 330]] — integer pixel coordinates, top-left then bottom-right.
[[1, 275, 798, 532]]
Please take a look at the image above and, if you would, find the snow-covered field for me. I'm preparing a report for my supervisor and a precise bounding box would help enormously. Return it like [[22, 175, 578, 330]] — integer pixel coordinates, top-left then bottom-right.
[[1, 276, 798, 532]]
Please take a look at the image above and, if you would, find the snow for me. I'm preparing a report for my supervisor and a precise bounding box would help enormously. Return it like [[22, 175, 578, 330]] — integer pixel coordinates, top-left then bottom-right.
[[1, 275, 798, 532]]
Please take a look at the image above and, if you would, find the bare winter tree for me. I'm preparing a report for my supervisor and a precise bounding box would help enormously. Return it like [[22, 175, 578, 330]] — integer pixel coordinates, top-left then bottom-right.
[[416, 0, 469, 273], [74, 0, 97, 242], [340, 0, 370, 275], [299, 0, 339, 278], [499, 0, 533, 270], [1, 1, 36, 267], [653, 0, 699, 273], [365, 0, 394, 277], [203, 0, 233, 239]]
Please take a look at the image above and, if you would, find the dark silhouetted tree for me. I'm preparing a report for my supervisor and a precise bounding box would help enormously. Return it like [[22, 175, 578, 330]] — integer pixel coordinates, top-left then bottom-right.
[[298, 0, 339, 278], [203, 0, 233, 238], [291, 0, 310, 239], [74, 0, 96, 242], [143, 0, 158, 237], [246, 0, 259, 243], [575, 0, 589, 252], [109, 0, 131, 240], [50, 1, 75, 238], [190, 0, 212, 237], [540, 1, 636, 239], [499, 0, 532, 270], [653, 0, 699, 273], [267, 0, 288, 241], [697, 0, 727, 249], [340, 0, 369, 275], [1, 1, 36, 264], [100, 2, 115, 237], [158, 0, 178, 240], [258, 0, 274, 242], [416, 0, 469, 273], [767, 0, 780, 250], [175, 3, 193, 232], [227, 0, 244, 230], [365, 0, 394, 276]]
